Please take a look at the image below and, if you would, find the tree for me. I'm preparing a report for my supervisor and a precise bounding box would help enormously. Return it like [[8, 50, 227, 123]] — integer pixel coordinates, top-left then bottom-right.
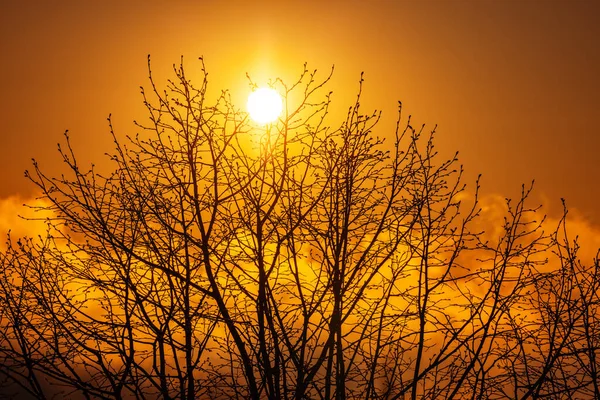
[[0, 56, 598, 399]]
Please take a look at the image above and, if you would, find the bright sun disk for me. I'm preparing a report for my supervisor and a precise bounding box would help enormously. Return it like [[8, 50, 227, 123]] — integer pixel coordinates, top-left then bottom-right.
[[247, 87, 283, 124]]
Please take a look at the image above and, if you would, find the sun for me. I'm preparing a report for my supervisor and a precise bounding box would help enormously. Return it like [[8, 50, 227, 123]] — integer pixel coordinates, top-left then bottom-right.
[[247, 87, 283, 124]]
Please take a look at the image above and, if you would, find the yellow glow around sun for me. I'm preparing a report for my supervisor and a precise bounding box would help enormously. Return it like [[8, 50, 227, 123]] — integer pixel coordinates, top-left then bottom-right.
[[247, 88, 283, 124]]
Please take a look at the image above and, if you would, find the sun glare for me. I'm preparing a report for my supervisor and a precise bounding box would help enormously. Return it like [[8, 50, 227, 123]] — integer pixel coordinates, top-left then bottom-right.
[[247, 87, 283, 124]]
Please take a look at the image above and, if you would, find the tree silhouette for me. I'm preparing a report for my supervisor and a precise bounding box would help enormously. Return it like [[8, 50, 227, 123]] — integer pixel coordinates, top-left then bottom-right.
[[0, 57, 598, 399]]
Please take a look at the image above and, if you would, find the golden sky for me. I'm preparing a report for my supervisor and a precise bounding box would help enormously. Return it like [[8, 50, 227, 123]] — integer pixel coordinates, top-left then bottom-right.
[[0, 0, 598, 225]]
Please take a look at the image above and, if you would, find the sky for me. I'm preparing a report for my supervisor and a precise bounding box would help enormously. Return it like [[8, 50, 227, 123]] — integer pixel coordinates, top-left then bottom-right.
[[0, 0, 598, 231]]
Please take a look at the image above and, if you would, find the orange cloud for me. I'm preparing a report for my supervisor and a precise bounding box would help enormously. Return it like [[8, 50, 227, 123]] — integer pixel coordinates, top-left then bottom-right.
[[0, 195, 54, 251], [548, 206, 600, 263]]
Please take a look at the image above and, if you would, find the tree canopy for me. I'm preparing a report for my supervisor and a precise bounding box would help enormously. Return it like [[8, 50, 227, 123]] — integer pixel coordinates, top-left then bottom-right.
[[1, 57, 599, 399]]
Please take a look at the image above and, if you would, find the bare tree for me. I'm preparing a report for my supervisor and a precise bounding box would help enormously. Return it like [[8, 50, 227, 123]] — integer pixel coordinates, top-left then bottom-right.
[[0, 56, 598, 399]]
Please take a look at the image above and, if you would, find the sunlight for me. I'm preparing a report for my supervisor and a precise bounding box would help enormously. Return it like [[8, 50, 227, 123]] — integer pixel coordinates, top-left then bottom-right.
[[247, 87, 283, 124]]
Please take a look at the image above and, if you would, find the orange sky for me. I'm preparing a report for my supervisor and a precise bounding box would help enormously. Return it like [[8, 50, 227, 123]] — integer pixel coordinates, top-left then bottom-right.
[[1, 0, 598, 225]]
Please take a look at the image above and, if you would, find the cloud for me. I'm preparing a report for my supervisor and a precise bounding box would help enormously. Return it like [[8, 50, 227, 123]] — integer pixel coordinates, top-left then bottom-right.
[[467, 191, 600, 269], [0, 195, 54, 252], [548, 206, 600, 263]]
